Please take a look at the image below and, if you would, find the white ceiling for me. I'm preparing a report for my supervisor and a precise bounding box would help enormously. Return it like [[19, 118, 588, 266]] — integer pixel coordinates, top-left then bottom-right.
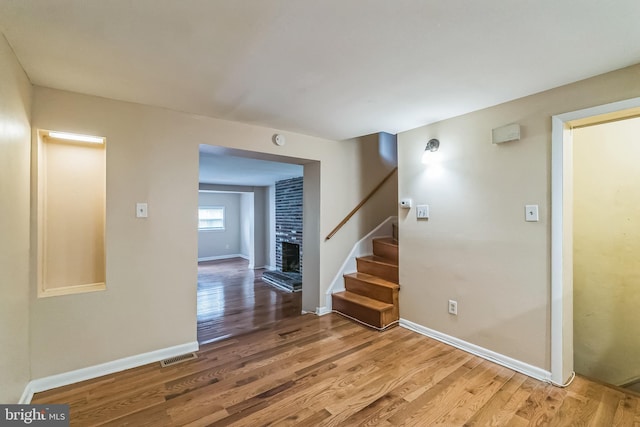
[[199, 145, 303, 186], [1, 1, 640, 141]]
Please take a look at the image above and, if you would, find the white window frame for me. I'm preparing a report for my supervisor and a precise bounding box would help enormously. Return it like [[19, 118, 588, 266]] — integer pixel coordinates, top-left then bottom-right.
[[198, 206, 225, 231]]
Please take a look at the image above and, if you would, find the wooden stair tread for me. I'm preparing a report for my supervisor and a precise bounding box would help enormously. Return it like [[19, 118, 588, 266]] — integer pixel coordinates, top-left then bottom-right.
[[332, 291, 394, 312], [373, 237, 398, 247], [333, 229, 400, 329], [344, 272, 399, 290], [358, 255, 398, 266]]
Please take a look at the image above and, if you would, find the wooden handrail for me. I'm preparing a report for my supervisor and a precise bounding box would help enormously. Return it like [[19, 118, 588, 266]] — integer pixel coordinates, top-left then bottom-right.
[[325, 167, 397, 241]]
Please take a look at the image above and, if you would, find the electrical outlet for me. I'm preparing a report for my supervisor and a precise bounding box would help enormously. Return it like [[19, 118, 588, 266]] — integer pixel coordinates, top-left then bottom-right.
[[136, 202, 148, 218], [525, 204, 539, 222], [448, 300, 458, 315]]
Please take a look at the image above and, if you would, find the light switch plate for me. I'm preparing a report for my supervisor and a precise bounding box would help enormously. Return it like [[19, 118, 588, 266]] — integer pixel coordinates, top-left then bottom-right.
[[136, 202, 148, 218], [417, 204, 429, 219], [525, 204, 539, 222]]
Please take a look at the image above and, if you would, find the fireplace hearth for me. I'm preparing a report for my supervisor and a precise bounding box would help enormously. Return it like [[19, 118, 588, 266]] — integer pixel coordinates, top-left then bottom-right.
[[263, 242, 302, 292], [262, 270, 302, 293]]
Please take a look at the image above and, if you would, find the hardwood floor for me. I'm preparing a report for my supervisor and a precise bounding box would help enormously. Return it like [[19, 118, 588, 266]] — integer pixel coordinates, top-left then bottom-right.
[[33, 313, 640, 426], [197, 258, 302, 344]]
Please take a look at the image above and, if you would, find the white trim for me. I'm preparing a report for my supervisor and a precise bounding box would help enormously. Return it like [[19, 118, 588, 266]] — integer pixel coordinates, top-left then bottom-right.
[[198, 254, 246, 262], [38, 281, 106, 298], [19, 385, 34, 405], [551, 115, 567, 385], [323, 216, 398, 312], [316, 306, 332, 316], [400, 319, 551, 382], [551, 96, 640, 386], [20, 341, 199, 404]]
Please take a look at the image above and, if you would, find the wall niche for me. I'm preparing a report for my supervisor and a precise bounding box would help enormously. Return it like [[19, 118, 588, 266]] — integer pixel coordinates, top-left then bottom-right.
[[35, 130, 106, 297]]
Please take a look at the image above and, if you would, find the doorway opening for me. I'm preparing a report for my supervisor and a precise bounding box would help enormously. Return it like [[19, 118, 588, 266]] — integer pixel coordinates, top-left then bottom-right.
[[551, 97, 640, 386], [196, 144, 318, 344], [572, 116, 640, 392]]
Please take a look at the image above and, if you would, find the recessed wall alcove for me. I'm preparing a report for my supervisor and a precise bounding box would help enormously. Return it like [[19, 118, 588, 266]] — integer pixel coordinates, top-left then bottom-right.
[[35, 130, 106, 297]]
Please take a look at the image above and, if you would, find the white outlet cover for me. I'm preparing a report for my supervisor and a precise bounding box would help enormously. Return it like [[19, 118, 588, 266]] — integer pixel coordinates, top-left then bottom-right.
[[136, 202, 148, 218], [525, 204, 539, 222], [448, 299, 458, 315]]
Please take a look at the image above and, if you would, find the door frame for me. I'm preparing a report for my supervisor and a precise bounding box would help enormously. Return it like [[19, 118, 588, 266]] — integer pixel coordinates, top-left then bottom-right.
[[551, 96, 640, 385]]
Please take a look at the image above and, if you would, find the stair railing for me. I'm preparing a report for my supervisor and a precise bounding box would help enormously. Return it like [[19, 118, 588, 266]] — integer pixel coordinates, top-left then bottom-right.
[[325, 167, 397, 241]]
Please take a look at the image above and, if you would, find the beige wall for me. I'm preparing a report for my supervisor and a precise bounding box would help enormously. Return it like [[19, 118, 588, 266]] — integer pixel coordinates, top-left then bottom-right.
[[0, 34, 32, 403], [573, 117, 640, 385], [398, 64, 640, 370], [28, 86, 396, 378], [322, 133, 398, 290]]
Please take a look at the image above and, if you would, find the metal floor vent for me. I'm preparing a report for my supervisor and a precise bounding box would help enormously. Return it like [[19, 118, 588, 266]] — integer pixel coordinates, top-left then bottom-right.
[[160, 352, 198, 367]]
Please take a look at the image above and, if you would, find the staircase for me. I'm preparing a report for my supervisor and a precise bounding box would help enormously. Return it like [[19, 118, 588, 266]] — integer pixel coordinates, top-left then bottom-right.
[[332, 232, 399, 330]]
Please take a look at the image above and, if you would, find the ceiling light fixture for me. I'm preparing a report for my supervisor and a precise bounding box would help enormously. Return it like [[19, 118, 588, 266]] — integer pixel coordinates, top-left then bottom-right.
[[48, 131, 105, 144], [421, 138, 440, 164]]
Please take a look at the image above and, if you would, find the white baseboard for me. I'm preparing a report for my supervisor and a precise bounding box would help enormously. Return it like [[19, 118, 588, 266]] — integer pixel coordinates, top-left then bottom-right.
[[400, 318, 551, 383], [20, 341, 199, 404], [19, 384, 34, 405], [316, 306, 331, 316], [198, 254, 247, 262]]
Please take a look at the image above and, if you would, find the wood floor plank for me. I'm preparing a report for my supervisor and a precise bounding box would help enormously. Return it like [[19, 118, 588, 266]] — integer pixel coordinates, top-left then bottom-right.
[[167, 329, 390, 425], [533, 384, 567, 425], [612, 394, 637, 426], [96, 404, 174, 427], [463, 371, 526, 425], [32, 314, 640, 426], [432, 365, 515, 425], [196, 258, 302, 344], [592, 387, 626, 426], [317, 339, 459, 426], [339, 345, 459, 425], [226, 331, 419, 426], [385, 357, 480, 425], [548, 377, 602, 427], [514, 378, 554, 422], [30, 258, 640, 425]]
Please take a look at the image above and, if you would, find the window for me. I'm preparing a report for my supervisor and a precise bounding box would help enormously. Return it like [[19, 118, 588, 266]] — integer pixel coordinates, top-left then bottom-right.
[[198, 206, 225, 230]]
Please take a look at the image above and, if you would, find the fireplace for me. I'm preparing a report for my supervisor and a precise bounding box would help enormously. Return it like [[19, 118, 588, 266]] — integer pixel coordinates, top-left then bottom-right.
[[262, 177, 303, 292], [282, 242, 300, 273]]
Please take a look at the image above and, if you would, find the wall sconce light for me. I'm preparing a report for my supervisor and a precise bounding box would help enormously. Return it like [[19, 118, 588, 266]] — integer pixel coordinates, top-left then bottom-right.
[[421, 138, 440, 164]]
